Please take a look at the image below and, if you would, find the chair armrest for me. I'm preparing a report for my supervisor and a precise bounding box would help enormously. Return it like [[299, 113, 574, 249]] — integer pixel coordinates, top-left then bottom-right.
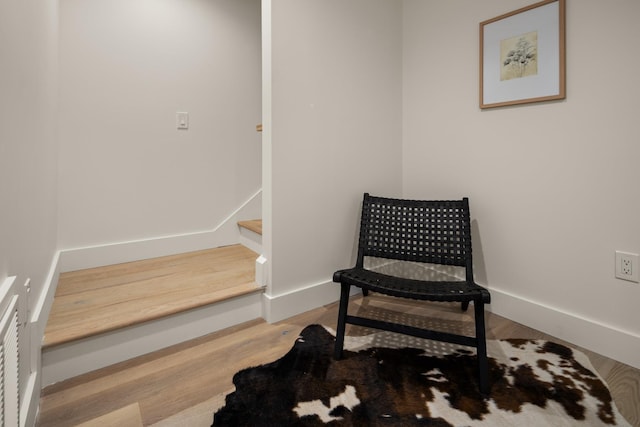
[[333, 268, 353, 283], [479, 287, 491, 304]]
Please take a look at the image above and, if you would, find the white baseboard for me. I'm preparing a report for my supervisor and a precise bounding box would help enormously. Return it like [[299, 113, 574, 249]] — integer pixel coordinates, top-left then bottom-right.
[[263, 280, 340, 323], [31, 251, 60, 344], [59, 227, 235, 272], [20, 250, 61, 427], [264, 280, 640, 370], [21, 372, 38, 427], [488, 287, 640, 370], [59, 189, 262, 272], [262, 280, 363, 324], [42, 292, 263, 386]]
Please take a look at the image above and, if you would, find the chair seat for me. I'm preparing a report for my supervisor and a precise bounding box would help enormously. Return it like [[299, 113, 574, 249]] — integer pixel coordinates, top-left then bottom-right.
[[334, 268, 491, 303]]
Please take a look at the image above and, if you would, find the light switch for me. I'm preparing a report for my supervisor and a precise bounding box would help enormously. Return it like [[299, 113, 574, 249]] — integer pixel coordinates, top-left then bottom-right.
[[176, 112, 189, 130]]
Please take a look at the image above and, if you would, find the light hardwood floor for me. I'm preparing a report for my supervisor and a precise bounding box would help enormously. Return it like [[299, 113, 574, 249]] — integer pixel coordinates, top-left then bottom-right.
[[37, 294, 640, 427]]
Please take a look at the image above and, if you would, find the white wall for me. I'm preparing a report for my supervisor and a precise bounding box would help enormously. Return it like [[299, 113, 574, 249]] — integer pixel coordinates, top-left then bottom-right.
[[263, 0, 403, 320], [58, 0, 262, 254], [403, 0, 640, 368], [0, 0, 58, 316], [0, 0, 59, 423]]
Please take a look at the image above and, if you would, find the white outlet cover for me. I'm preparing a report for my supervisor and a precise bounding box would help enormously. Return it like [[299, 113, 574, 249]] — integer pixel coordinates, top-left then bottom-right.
[[615, 251, 639, 283]]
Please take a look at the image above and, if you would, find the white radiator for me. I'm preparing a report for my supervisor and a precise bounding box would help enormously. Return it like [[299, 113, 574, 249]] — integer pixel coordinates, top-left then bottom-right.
[[0, 277, 21, 427]]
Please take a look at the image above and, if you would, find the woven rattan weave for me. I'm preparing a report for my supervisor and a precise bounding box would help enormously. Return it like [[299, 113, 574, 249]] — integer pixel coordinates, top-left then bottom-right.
[[333, 193, 491, 394]]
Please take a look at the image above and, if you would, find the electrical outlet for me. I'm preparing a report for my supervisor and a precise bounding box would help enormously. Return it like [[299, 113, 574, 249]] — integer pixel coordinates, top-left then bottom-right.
[[615, 251, 639, 283]]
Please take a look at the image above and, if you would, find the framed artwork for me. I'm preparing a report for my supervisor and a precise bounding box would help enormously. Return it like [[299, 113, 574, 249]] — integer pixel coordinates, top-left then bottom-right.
[[479, 0, 565, 109]]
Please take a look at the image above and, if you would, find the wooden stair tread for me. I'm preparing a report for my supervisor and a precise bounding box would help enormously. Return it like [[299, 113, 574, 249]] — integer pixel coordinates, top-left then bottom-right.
[[43, 245, 262, 349], [238, 219, 262, 235]]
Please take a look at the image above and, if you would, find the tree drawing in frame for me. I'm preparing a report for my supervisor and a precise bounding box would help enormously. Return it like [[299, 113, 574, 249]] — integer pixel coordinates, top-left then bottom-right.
[[501, 31, 538, 81]]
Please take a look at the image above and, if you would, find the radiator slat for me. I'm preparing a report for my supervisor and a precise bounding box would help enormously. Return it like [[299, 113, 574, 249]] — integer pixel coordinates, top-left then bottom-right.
[[0, 293, 20, 427]]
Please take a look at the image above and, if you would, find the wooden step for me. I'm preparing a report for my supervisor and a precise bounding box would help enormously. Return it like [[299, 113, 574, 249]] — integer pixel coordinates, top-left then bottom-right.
[[44, 244, 263, 349], [42, 244, 265, 385], [238, 219, 262, 235]]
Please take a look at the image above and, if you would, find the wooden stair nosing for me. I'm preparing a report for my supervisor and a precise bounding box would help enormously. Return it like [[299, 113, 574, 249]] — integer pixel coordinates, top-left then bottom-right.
[[43, 244, 263, 350], [41, 290, 265, 386], [43, 283, 265, 350], [238, 219, 262, 236]]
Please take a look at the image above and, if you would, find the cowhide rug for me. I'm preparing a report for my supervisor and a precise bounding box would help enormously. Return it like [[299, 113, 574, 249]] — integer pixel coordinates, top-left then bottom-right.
[[213, 325, 630, 426]]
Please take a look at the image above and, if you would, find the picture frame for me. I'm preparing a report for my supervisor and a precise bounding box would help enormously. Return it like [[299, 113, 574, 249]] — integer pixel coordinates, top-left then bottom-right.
[[479, 0, 565, 109]]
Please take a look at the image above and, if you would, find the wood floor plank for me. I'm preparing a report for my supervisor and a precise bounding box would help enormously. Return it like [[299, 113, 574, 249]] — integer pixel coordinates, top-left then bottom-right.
[[38, 320, 306, 426], [148, 392, 228, 427], [37, 294, 640, 427], [44, 282, 262, 347], [39, 319, 265, 405], [604, 362, 640, 426], [53, 267, 256, 314], [76, 403, 143, 427], [56, 245, 256, 295], [50, 267, 256, 317]]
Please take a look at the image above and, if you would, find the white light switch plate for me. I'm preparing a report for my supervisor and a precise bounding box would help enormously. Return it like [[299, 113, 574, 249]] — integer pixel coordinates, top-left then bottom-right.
[[176, 112, 189, 130]]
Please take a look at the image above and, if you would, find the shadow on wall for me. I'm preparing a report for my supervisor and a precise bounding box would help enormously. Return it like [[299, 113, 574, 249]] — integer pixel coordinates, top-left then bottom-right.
[[471, 219, 488, 286]]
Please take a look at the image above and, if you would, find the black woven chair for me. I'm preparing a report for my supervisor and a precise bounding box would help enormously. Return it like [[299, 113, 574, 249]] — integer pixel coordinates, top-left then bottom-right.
[[333, 193, 491, 394]]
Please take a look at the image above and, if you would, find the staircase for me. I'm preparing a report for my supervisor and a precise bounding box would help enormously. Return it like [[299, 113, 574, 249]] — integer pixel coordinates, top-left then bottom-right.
[[238, 219, 262, 254], [42, 221, 264, 386]]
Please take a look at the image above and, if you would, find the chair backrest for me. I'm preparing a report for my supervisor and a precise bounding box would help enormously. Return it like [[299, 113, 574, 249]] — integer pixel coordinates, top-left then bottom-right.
[[356, 193, 474, 281]]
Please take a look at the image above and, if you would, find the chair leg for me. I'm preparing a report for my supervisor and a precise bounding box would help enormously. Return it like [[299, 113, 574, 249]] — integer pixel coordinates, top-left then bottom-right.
[[474, 299, 489, 395], [461, 301, 469, 311], [362, 289, 369, 297], [334, 283, 351, 360]]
